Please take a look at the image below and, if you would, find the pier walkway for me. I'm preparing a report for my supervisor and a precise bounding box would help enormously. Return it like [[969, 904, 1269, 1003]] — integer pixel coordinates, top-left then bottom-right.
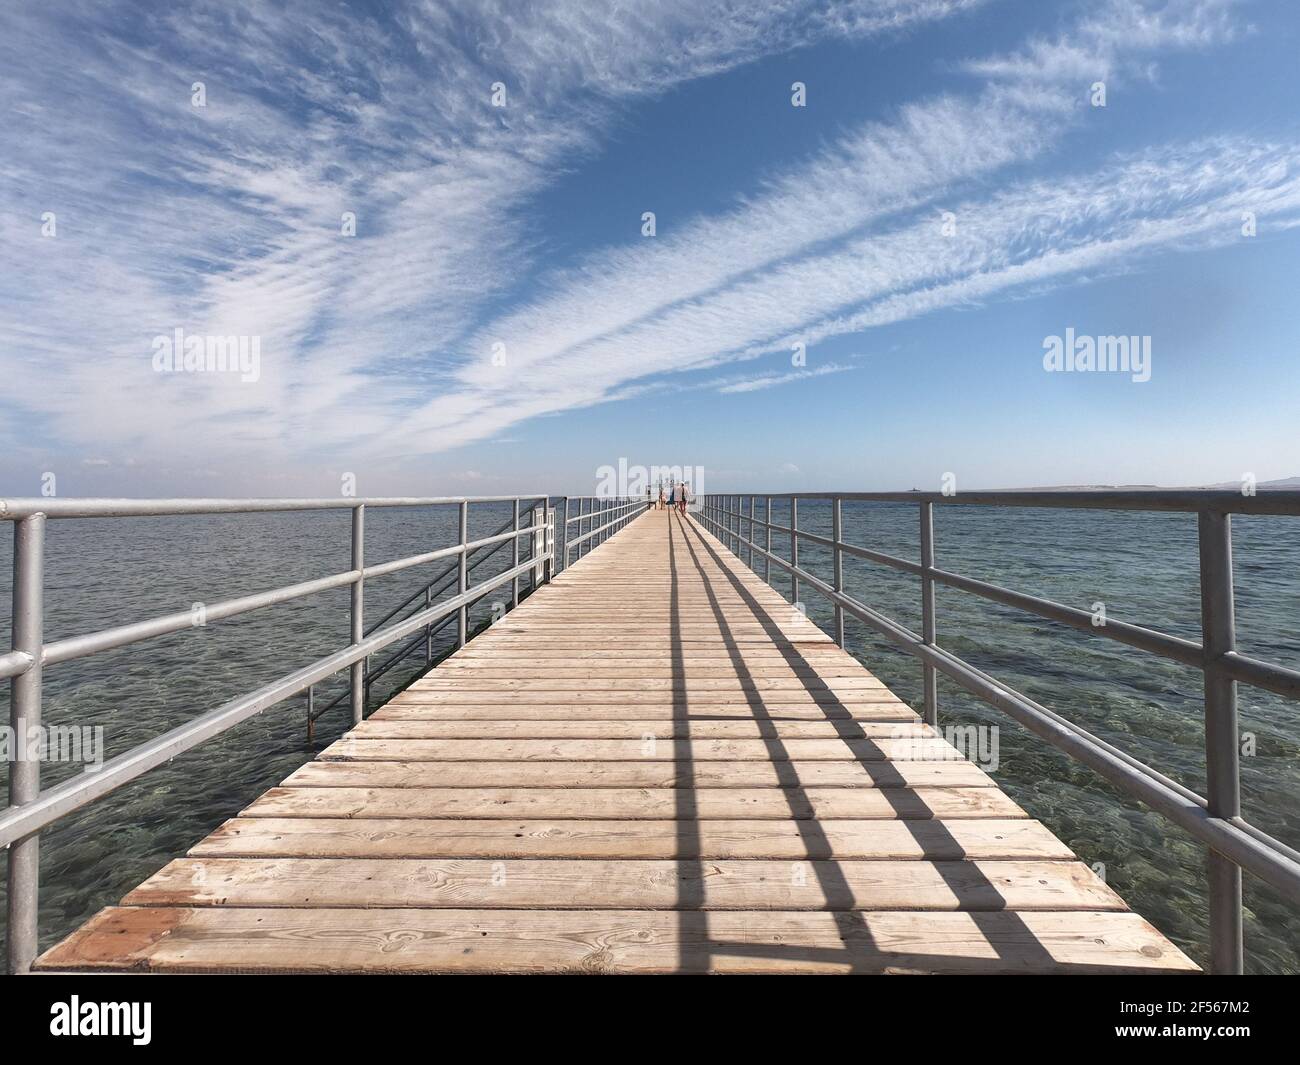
[[38, 510, 1195, 973]]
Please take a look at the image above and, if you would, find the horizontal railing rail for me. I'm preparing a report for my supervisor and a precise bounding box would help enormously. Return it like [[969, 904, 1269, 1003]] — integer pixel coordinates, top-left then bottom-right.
[[699, 489, 1300, 975], [1, 491, 634, 974], [561, 496, 642, 567], [307, 502, 545, 729]]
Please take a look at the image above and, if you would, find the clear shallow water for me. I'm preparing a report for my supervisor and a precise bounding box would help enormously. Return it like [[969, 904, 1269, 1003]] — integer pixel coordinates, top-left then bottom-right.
[[1, 500, 1297, 972]]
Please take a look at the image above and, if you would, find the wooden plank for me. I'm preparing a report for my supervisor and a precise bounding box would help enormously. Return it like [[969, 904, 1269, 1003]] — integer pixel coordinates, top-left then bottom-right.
[[192, 817, 1073, 860], [404, 677, 890, 691], [443, 649, 863, 661], [122, 857, 1124, 911], [241, 785, 1025, 820], [371, 703, 921, 722], [34, 907, 1200, 974], [280, 758, 995, 789], [430, 665, 871, 678], [348, 719, 937, 740], [382, 691, 911, 706], [318, 737, 964, 761], [453, 636, 834, 647]]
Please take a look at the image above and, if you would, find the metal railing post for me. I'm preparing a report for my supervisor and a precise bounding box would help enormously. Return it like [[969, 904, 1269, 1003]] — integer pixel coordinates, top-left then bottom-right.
[[1198, 509, 1244, 974], [765, 497, 772, 585], [511, 499, 521, 609], [7, 512, 44, 974], [920, 501, 938, 728], [790, 497, 799, 606], [561, 496, 570, 572], [543, 502, 553, 583], [457, 500, 469, 648], [350, 505, 365, 724], [748, 495, 756, 569], [832, 497, 845, 647], [424, 585, 434, 661]]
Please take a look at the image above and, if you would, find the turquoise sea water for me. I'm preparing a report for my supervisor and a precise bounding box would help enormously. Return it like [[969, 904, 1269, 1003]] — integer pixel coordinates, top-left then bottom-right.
[[1, 500, 1297, 972]]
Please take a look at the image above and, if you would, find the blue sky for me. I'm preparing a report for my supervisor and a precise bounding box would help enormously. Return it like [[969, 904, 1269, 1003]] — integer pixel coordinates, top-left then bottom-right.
[[2, 0, 1299, 496]]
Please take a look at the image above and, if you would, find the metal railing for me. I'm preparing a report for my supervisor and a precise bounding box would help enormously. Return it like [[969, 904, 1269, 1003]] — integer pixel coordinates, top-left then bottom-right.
[[561, 496, 644, 567], [0, 492, 581, 974], [305, 502, 546, 734], [700, 489, 1300, 975]]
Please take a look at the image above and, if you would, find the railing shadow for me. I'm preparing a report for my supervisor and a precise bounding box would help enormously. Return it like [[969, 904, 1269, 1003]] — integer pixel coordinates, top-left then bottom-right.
[[665, 513, 711, 971], [670, 509, 1059, 971]]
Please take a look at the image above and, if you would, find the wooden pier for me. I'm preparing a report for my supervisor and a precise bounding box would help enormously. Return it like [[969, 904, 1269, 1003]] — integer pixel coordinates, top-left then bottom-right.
[[38, 510, 1196, 973]]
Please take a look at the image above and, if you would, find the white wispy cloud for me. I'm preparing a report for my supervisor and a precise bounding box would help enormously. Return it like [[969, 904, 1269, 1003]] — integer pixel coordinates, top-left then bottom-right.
[[714, 363, 858, 393], [0, 0, 989, 475], [1, 0, 1282, 490], [961, 0, 1246, 83], [372, 0, 1261, 456]]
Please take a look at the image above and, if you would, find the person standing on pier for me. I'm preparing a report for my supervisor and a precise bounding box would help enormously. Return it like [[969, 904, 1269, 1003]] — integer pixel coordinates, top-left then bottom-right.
[[657, 482, 667, 511]]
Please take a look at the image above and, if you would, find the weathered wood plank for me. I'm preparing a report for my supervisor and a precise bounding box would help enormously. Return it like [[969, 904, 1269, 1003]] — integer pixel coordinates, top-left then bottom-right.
[[431, 664, 871, 678], [443, 649, 862, 661], [280, 758, 995, 789], [348, 719, 936, 740], [34, 907, 1200, 974], [123, 857, 1124, 911], [387, 690, 911, 706], [241, 785, 1025, 820], [372, 703, 921, 722], [405, 677, 890, 691], [192, 817, 1073, 860], [318, 736, 964, 761]]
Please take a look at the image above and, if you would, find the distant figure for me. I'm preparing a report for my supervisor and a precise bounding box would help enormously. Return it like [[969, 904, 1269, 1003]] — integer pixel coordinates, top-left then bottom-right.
[[657, 484, 666, 511], [677, 482, 689, 514], [646, 486, 654, 511]]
